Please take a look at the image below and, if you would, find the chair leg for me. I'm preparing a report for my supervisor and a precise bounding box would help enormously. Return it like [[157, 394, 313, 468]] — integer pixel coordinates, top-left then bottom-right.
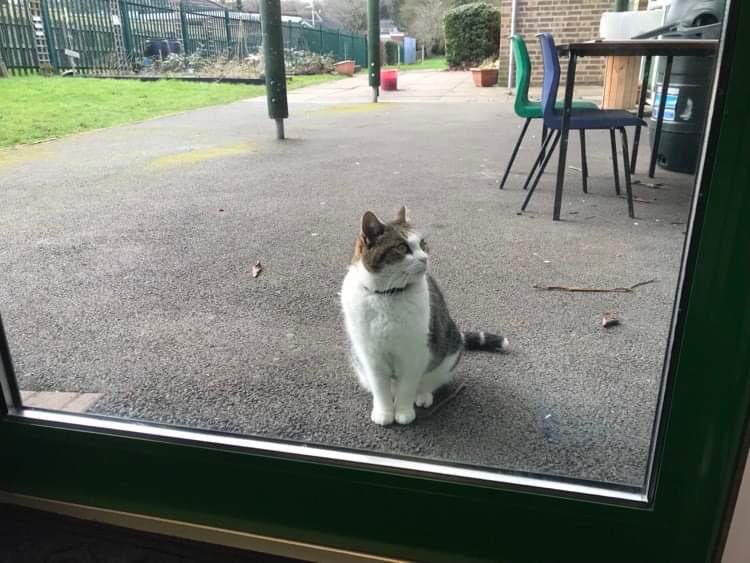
[[579, 129, 588, 194], [619, 127, 635, 219], [610, 129, 621, 196], [520, 130, 555, 193], [541, 125, 548, 161], [521, 131, 561, 212], [500, 118, 532, 189]]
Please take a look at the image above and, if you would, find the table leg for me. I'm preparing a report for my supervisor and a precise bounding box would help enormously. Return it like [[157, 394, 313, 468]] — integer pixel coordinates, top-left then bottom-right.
[[553, 53, 576, 221], [649, 55, 673, 178], [630, 55, 651, 173]]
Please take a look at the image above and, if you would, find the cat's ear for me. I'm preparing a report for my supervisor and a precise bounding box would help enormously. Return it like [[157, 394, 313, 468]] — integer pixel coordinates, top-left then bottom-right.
[[396, 206, 410, 223], [361, 211, 385, 248]]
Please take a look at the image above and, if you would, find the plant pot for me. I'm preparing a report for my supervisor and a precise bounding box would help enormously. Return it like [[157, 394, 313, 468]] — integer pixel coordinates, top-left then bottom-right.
[[380, 68, 398, 91], [334, 60, 355, 76], [470, 68, 498, 87]]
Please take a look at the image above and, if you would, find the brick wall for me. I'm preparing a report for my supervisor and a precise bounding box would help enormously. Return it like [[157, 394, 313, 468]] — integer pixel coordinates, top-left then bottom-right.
[[498, 0, 614, 88]]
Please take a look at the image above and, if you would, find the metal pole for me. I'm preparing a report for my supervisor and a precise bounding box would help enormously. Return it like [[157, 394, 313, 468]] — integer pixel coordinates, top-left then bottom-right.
[[367, 0, 380, 102], [260, 0, 288, 139]]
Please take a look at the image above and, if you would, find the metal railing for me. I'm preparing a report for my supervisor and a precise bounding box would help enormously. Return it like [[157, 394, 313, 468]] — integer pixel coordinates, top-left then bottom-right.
[[0, 0, 367, 74]]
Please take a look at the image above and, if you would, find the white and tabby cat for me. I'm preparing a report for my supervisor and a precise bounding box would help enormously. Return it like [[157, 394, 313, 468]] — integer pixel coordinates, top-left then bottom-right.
[[341, 207, 508, 426]]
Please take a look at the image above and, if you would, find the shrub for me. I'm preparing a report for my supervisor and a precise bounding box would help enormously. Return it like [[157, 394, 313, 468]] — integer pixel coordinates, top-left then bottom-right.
[[443, 2, 501, 69], [384, 40, 399, 65]]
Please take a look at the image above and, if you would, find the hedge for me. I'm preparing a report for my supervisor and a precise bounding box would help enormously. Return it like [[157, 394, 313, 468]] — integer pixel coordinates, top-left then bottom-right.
[[443, 3, 501, 68]]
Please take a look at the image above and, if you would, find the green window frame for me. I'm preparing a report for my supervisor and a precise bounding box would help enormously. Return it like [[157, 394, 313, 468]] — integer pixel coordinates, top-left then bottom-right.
[[2, 3, 749, 561]]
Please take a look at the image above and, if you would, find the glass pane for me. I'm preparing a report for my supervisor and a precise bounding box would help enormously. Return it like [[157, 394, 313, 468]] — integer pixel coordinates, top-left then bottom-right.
[[0, 1, 729, 493]]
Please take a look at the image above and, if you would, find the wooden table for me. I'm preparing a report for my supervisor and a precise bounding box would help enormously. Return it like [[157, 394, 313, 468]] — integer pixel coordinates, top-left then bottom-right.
[[552, 39, 718, 221]]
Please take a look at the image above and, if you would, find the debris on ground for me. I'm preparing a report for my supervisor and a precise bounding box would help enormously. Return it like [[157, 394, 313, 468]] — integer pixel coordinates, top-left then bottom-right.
[[251, 261, 263, 278], [602, 313, 620, 328], [423, 383, 466, 418], [533, 279, 657, 294], [633, 179, 666, 189], [618, 195, 657, 204]]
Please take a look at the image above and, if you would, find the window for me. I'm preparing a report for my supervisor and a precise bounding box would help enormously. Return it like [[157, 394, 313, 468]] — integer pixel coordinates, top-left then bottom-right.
[[1, 1, 748, 560]]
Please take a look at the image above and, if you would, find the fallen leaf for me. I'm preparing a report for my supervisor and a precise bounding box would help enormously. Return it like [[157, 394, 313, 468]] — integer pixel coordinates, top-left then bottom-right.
[[251, 261, 263, 278], [602, 313, 620, 328]]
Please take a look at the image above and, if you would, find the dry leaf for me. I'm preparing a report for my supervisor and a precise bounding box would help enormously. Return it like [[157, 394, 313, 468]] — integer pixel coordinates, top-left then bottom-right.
[[251, 261, 263, 278], [602, 313, 620, 328]]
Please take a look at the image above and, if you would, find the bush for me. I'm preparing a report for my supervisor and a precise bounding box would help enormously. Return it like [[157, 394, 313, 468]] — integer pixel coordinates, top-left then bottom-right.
[[384, 40, 399, 65], [443, 2, 501, 69]]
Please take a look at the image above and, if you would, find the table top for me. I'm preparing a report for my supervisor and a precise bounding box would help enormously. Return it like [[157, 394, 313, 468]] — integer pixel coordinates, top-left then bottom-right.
[[557, 39, 719, 57]]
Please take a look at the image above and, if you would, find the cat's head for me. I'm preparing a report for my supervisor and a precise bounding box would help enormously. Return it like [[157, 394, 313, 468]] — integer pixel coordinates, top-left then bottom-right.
[[352, 207, 429, 290]]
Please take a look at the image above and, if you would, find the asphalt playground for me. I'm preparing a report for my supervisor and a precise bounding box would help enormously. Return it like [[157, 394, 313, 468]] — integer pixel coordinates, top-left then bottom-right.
[[0, 71, 696, 487]]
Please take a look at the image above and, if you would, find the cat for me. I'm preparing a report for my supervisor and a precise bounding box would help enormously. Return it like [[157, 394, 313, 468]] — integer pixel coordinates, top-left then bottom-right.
[[340, 207, 508, 426]]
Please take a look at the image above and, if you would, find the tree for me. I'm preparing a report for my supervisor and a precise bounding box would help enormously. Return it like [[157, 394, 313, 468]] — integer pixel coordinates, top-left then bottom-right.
[[319, 0, 368, 33], [401, 0, 446, 54]]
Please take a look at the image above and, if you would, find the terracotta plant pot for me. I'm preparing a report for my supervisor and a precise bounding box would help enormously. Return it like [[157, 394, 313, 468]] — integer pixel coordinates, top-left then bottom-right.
[[334, 60, 355, 76], [470, 68, 498, 87]]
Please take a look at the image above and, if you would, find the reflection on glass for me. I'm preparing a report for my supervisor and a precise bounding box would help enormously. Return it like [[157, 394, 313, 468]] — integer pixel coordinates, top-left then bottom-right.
[[0, 5, 723, 491]]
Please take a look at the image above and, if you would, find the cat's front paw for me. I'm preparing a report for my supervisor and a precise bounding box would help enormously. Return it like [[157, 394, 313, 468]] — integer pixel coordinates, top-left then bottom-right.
[[415, 392, 434, 408], [371, 408, 395, 426], [395, 407, 416, 425]]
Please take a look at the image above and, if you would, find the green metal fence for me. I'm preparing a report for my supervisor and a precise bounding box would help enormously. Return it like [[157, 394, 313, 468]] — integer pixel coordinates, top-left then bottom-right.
[[0, 0, 367, 74], [0, 0, 38, 74], [44, 0, 119, 71]]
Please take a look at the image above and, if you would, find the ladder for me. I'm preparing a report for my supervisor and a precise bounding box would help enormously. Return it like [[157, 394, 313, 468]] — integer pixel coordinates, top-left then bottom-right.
[[110, 0, 128, 70], [26, 0, 52, 69]]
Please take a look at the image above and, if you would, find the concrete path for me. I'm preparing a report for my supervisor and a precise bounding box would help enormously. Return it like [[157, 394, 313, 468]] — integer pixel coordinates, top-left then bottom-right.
[[0, 72, 690, 488], [279, 70, 604, 104]]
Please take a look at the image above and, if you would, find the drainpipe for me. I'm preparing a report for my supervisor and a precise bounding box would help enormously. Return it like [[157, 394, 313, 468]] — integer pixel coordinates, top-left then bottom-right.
[[506, 0, 517, 89]]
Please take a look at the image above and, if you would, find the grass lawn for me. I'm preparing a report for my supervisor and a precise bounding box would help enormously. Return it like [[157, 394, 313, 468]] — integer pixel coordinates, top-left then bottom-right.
[[0, 74, 339, 147], [384, 57, 447, 72]]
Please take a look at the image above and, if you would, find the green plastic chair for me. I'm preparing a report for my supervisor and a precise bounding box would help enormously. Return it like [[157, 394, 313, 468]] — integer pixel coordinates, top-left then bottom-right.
[[500, 35, 599, 190]]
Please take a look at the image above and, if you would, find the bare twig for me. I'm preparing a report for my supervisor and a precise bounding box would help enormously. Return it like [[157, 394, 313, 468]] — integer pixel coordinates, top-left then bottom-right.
[[533, 279, 657, 294], [424, 383, 466, 418]]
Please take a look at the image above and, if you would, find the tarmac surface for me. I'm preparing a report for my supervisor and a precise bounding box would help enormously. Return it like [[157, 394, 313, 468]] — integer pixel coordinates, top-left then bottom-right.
[[0, 71, 695, 487]]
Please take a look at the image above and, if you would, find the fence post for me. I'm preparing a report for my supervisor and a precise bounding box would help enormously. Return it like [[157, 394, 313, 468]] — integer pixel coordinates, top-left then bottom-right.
[[367, 0, 379, 101], [259, 0, 287, 139], [318, 23, 322, 55], [179, 0, 190, 54], [224, 9, 231, 54], [118, 0, 133, 65]]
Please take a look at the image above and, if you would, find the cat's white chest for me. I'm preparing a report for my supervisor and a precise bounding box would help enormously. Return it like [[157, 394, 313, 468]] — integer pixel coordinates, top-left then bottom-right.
[[341, 266, 430, 365]]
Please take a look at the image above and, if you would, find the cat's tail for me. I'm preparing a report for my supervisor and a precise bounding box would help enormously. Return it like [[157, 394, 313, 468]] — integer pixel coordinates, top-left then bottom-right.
[[461, 331, 509, 353]]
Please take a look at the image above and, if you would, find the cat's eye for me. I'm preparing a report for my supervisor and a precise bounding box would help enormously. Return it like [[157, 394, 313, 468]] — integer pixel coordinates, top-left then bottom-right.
[[420, 239, 428, 252], [398, 243, 410, 254]]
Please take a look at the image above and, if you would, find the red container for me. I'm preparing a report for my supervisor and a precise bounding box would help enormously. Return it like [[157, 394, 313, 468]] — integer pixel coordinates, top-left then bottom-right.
[[380, 68, 398, 91]]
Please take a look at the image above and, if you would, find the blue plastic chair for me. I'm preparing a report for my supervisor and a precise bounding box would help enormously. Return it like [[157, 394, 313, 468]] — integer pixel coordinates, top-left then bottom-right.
[[499, 35, 599, 190], [520, 33, 646, 218]]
